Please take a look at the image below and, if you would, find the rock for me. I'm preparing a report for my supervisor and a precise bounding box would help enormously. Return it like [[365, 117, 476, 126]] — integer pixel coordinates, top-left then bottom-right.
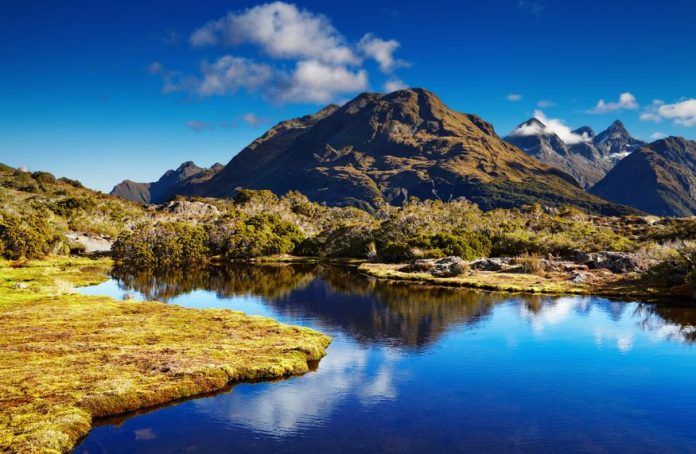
[[504, 264, 527, 274], [430, 256, 467, 277], [14, 283, 29, 289], [66, 231, 113, 253], [163, 200, 220, 218], [570, 272, 589, 284], [469, 258, 504, 271], [562, 262, 590, 272], [580, 251, 641, 273]]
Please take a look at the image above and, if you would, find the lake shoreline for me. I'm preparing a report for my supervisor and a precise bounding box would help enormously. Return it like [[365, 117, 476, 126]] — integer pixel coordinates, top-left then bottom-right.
[[357, 262, 673, 301], [0, 257, 331, 453], [217, 254, 677, 302]]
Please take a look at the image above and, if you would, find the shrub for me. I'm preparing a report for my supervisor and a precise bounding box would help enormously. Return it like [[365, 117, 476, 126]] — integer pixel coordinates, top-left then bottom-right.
[[31, 171, 56, 185], [113, 222, 209, 267], [208, 213, 305, 259], [0, 213, 61, 259], [50, 197, 96, 217], [59, 177, 84, 188], [512, 253, 545, 274], [644, 242, 696, 292]]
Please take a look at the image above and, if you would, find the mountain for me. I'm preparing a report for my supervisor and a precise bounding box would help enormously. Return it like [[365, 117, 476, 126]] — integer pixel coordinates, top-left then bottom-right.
[[590, 137, 696, 216], [594, 120, 645, 159], [504, 119, 645, 188], [184, 88, 632, 215], [111, 161, 223, 204]]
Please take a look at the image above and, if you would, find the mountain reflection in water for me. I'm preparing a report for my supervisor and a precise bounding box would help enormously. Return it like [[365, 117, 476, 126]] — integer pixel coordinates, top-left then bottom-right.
[[74, 263, 696, 453]]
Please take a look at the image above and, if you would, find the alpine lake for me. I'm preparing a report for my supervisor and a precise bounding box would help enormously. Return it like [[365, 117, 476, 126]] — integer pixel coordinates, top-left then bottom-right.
[[74, 263, 696, 453]]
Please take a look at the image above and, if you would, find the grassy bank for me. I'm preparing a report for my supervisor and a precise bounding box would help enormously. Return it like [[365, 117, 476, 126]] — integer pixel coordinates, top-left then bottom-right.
[[0, 258, 331, 453], [358, 263, 666, 300]]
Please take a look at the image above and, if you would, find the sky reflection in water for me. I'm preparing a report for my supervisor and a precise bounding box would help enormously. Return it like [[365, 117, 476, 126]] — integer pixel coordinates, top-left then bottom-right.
[[76, 264, 696, 453]]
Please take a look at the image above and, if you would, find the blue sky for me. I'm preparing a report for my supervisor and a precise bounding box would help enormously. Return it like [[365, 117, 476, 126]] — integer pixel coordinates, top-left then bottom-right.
[[1, 0, 695, 191]]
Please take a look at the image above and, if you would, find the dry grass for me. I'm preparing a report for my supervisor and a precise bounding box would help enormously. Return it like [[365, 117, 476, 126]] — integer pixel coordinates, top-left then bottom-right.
[[0, 258, 331, 453]]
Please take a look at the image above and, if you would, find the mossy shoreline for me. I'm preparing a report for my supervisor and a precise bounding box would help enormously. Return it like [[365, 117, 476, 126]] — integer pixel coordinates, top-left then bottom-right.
[[0, 257, 331, 453], [357, 262, 671, 301]]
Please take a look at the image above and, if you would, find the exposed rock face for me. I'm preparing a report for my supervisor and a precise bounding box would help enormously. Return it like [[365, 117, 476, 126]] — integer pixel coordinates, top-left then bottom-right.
[[430, 256, 467, 277], [470, 258, 504, 271], [574, 251, 642, 273], [188, 89, 633, 215], [594, 120, 645, 159], [160, 200, 220, 219], [111, 161, 223, 204], [66, 232, 113, 254], [590, 137, 696, 216], [504, 119, 645, 189]]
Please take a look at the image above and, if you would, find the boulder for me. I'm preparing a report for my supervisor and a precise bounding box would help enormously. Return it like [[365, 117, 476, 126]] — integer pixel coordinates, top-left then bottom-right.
[[469, 258, 504, 271], [431, 256, 467, 277], [570, 272, 590, 284], [577, 251, 641, 273], [163, 200, 220, 218]]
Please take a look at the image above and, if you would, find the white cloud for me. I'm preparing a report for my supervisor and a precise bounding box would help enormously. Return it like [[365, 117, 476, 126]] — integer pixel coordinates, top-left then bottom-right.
[[537, 99, 555, 108], [277, 59, 368, 103], [163, 2, 406, 105], [190, 2, 359, 65], [510, 110, 591, 145], [506, 93, 522, 102], [640, 100, 665, 123], [243, 112, 267, 128], [187, 120, 211, 132], [357, 33, 406, 73], [588, 92, 639, 113], [384, 78, 407, 92], [640, 98, 696, 127], [658, 99, 696, 127], [197, 56, 275, 96], [649, 132, 666, 140]]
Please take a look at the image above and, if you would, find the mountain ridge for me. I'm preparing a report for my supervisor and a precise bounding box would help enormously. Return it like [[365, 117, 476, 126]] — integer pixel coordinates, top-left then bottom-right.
[[111, 161, 223, 204], [179, 88, 633, 215], [504, 117, 645, 188], [590, 136, 696, 216]]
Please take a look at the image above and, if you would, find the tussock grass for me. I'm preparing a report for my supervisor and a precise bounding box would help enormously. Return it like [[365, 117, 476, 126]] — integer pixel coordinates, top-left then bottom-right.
[[0, 258, 331, 453]]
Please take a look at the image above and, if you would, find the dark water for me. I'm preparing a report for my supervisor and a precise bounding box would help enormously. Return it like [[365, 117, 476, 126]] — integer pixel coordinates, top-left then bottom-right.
[[75, 264, 696, 453]]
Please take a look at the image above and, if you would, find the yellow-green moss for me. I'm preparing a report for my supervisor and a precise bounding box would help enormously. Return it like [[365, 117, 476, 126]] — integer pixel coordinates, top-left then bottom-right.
[[0, 258, 331, 453]]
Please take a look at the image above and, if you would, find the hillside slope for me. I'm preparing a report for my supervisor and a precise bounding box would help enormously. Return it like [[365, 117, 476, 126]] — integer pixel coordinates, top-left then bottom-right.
[[590, 137, 696, 216]]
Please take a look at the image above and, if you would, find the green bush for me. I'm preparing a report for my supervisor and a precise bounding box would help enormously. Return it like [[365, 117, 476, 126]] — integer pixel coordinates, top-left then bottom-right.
[[0, 213, 61, 259], [221, 214, 305, 258], [50, 197, 96, 217], [113, 222, 209, 267], [378, 232, 492, 262], [31, 171, 56, 185]]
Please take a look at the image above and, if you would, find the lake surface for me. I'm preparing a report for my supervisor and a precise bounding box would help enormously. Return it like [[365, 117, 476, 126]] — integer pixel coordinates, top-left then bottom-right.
[[76, 264, 696, 453]]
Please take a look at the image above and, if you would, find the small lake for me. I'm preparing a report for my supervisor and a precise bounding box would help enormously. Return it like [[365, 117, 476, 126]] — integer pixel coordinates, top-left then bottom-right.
[[75, 264, 696, 453]]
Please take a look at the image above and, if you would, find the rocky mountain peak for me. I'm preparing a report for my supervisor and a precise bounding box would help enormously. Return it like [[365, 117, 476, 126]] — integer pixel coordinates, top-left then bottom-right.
[[573, 126, 595, 139]]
